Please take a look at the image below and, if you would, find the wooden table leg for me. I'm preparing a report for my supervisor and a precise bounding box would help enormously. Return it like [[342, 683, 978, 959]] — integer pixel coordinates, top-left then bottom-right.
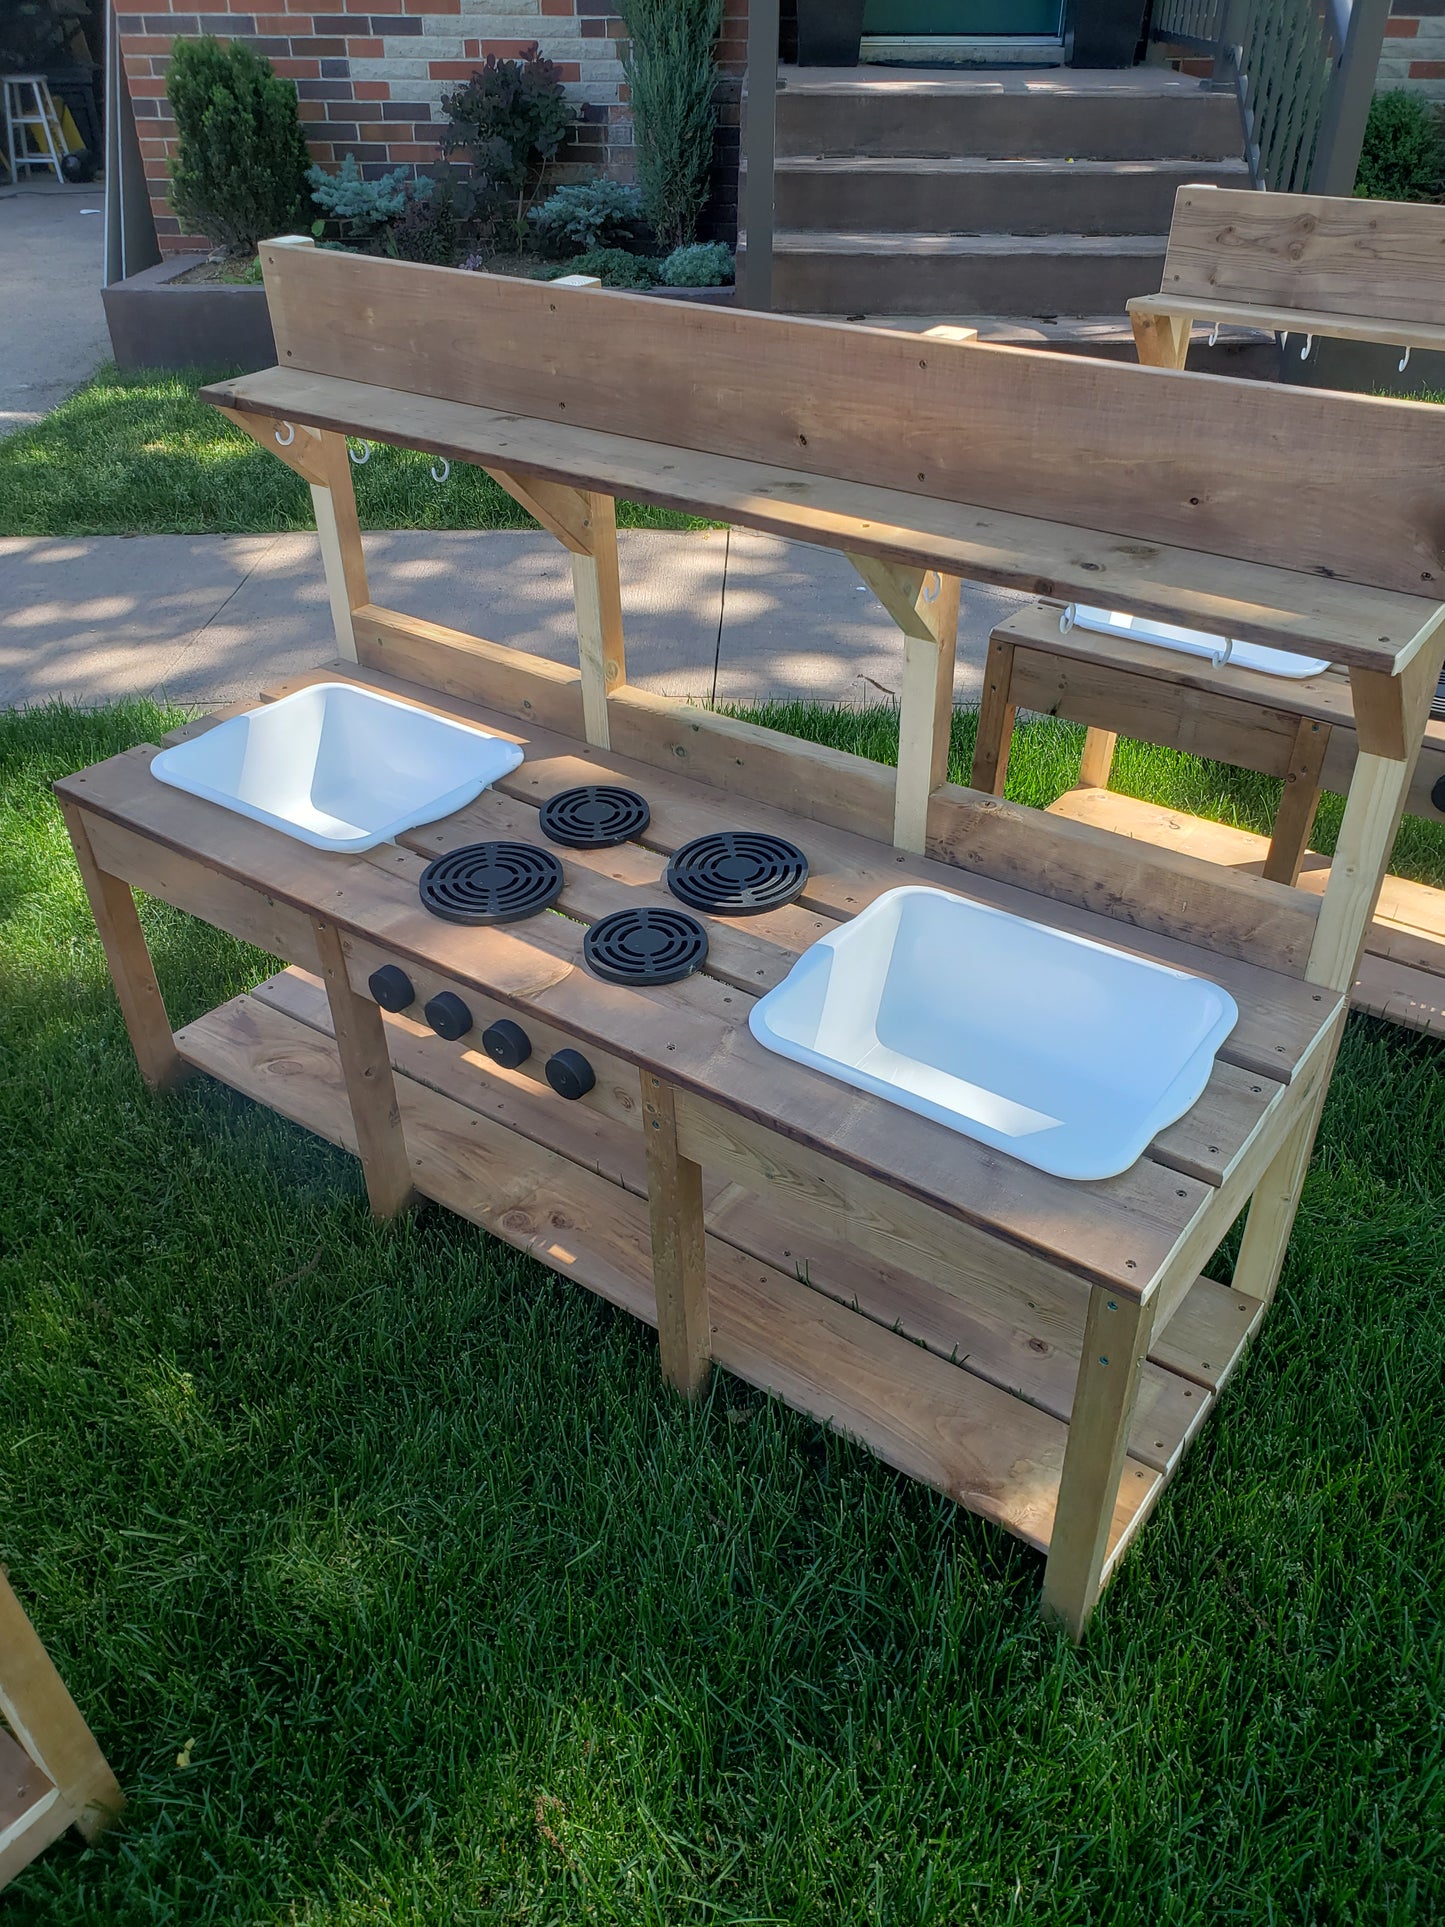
[[1077, 727, 1119, 791], [60, 801, 188, 1092], [571, 493, 626, 750], [312, 919, 416, 1219], [969, 635, 1017, 796], [1041, 1286, 1154, 1640], [641, 1072, 711, 1398], [1262, 716, 1330, 886]]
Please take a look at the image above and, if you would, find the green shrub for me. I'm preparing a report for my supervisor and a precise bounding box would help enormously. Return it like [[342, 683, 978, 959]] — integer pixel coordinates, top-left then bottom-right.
[[543, 247, 660, 289], [617, 0, 723, 249], [660, 239, 733, 286], [308, 154, 420, 241], [440, 50, 572, 242], [1355, 89, 1445, 200], [167, 36, 311, 254], [528, 177, 646, 254]]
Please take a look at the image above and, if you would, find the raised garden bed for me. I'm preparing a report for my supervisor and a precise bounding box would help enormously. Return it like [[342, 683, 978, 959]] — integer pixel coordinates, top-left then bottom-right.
[[103, 254, 276, 376]]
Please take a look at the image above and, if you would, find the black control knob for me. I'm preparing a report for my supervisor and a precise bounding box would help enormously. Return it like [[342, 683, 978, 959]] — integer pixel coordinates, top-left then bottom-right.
[[545, 1049, 596, 1101], [1433, 771, 1445, 816], [482, 1018, 532, 1069], [424, 991, 472, 1041], [368, 964, 415, 1012]]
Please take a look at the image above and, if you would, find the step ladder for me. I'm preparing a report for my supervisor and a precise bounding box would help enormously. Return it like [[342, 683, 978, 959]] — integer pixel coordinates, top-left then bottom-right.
[[2, 74, 66, 184]]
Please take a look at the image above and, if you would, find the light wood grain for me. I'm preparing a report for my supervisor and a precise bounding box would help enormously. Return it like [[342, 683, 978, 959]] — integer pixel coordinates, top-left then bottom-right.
[[59, 801, 187, 1090], [1261, 716, 1329, 887], [308, 429, 367, 661], [970, 634, 1016, 797], [204, 367, 1444, 670], [1153, 186, 1445, 326], [350, 605, 586, 737], [642, 1073, 712, 1397], [1041, 1288, 1156, 1639]]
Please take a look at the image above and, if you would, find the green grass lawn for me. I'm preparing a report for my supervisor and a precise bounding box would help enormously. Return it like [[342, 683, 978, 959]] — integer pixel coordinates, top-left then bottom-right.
[[3, 698, 1444, 1924], [0, 368, 709, 538]]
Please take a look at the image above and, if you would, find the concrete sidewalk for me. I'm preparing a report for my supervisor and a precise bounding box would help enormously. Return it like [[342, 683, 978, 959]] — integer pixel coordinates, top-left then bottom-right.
[[0, 529, 1031, 711], [0, 181, 110, 436]]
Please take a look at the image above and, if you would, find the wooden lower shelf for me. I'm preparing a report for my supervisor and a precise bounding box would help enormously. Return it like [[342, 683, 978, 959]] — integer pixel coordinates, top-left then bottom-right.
[[1050, 788, 1445, 1038], [175, 980, 1267, 1583]]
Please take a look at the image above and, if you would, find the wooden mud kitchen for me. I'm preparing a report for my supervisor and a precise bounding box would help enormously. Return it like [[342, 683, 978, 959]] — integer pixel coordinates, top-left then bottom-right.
[[58, 242, 1445, 1637]]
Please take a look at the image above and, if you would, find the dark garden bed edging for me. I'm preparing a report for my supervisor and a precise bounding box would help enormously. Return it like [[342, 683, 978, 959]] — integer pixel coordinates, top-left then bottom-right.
[[103, 255, 277, 375]]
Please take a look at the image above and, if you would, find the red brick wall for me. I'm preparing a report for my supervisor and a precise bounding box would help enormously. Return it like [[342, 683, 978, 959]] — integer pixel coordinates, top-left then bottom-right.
[[1378, 4, 1445, 97], [115, 0, 751, 251]]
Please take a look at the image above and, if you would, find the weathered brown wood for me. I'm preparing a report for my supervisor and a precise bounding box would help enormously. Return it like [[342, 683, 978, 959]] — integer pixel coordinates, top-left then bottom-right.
[[0, 1573, 123, 1859], [204, 365, 1445, 671], [1152, 185, 1445, 326], [1132, 291, 1445, 355], [58, 800, 187, 1091], [308, 428, 368, 660], [0, 1725, 69, 1891], [312, 917, 416, 1218], [242, 243, 1445, 602], [641, 1072, 712, 1397], [1261, 716, 1330, 887], [970, 635, 1017, 796], [482, 467, 596, 554], [349, 606, 586, 737]]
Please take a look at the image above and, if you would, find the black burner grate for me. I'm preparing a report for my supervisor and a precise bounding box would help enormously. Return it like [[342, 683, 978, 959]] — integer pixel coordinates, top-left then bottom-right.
[[539, 784, 650, 849], [583, 907, 708, 986], [665, 831, 808, 916], [418, 841, 564, 925]]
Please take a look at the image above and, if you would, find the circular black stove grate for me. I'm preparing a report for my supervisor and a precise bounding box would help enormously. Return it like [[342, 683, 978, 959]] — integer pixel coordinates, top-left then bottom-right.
[[418, 841, 564, 925], [539, 784, 651, 849], [583, 907, 708, 986], [665, 830, 808, 917]]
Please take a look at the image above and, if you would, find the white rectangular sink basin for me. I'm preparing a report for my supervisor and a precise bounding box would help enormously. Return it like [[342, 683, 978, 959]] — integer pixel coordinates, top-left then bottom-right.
[[151, 683, 524, 852], [748, 887, 1239, 1181], [1063, 604, 1331, 680]]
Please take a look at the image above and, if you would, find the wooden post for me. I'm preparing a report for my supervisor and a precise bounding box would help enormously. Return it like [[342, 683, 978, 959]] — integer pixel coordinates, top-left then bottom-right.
[[641, 1072, 711, 1398], [1261, 715, 1330, 886], [847, 555, 959, 852], [1131, 309, 1192, 369], [1229, 1044, 1338, 1309], [309, 430, 368, 662], [60, 801, 188, 1092], [571, 493, 626, 750], [313, 919, 416, 1219], [1041, 1286, 1154, 1641], [485, 464, 626, 751], [0, 1571, 123, 1887], [969, 634, 1017, 797], [1077, 726, 1119, 792]]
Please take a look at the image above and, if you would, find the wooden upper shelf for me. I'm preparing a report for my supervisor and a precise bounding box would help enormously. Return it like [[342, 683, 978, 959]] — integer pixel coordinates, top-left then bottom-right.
[[206, 366, 1442, 673]]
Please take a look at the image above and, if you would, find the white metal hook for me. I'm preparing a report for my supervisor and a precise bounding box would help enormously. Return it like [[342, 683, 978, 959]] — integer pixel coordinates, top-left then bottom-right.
[[1208, 321, 1220, 348], [1300, 334, 1313, 361], [1399, 346, 1411, 373], [430, 456, 450, 484], [347, 438, 370, 464], [923, 570, 941, 603], [1279, 331, 1288, 351], [274, 420, 296, 447]]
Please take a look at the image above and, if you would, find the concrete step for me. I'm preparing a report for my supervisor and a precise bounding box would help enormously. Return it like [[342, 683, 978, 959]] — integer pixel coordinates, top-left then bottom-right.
[[770, 231, 1168, 317], [773, 155, 1249, 236], [775, 65, 1242, 161]]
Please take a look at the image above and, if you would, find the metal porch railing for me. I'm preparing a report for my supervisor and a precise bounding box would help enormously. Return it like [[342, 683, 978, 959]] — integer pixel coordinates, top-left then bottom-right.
[[1148, 0, 1392, 195]]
